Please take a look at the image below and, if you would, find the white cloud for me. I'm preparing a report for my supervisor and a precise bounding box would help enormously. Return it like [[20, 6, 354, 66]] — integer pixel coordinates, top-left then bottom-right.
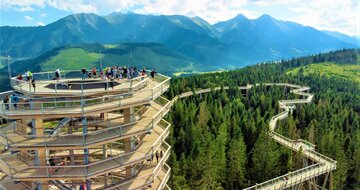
[[47, 0, 97, 13], [24, 15, 34, 21], [1, 0, 45, 12], [37, 22, 45, 26], [92, 0, 249, 24], [250, 0, 292, 6], [14, 6, 34, 12], [286, 0, 358, 36], [1, 0, 46, 8], [40, 13, 47, 18]]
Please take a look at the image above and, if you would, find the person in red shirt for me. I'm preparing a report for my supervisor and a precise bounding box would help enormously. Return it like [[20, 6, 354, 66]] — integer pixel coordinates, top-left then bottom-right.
[[92, 68, 97, 78], [16, 74, 23, 80]]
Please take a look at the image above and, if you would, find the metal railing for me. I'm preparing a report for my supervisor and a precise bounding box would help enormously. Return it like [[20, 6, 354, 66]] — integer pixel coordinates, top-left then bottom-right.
[[244, 163, 335, 190]]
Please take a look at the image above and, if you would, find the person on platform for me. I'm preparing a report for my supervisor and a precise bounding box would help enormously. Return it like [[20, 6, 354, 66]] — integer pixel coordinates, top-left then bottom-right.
[[150, 69, 156, 79], [123, 66, 128, 79], [25, 70, 33, 81], [81, 68, 87, 80], [11, 93, 18, 110], [55, 69, 60, 80], [119, 66, 124, 79], [142, 67, 146, 76], [92, 67, 97, 78], [31, 79, 36, 92], [3, 96, 9, 111], [16, 74, 23, 81]]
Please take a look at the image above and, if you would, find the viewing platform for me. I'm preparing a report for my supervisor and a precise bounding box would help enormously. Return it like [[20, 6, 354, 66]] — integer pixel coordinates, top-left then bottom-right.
[[0, 69, 172, 190]]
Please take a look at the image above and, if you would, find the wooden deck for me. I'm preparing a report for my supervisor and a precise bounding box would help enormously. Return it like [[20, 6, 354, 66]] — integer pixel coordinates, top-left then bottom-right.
[[1, 79, 169, 119]]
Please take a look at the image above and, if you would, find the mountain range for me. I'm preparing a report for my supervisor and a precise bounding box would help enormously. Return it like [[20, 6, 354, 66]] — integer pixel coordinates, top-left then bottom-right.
[[0, 12, 358, 68]]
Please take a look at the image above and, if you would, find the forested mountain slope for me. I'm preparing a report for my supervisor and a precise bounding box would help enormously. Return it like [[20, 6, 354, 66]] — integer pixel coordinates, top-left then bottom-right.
[[165, 49, 360, 189], [1, 13, 356, 67]]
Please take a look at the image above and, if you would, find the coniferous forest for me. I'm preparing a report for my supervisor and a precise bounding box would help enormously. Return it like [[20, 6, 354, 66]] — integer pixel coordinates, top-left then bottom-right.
[[165, 49, 360, 189]]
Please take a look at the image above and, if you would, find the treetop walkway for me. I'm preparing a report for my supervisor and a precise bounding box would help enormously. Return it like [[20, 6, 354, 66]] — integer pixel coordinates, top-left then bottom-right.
[[171, 82, 336, 190]]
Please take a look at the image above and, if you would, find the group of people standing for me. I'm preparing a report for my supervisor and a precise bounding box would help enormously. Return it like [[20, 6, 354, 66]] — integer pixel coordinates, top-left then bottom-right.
[[16, 70, 36, 92], [81, 66, 156, 80], [2, 94, 19, 111], [12, 66, 157, 93]]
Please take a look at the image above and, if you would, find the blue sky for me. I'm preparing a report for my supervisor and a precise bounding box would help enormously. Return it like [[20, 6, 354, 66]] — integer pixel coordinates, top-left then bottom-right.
[[0, 0, 359, 36]]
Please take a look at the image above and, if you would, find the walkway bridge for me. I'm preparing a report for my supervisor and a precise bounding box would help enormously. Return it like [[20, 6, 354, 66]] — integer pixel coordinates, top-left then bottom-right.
[[171, 83, 336, 190]]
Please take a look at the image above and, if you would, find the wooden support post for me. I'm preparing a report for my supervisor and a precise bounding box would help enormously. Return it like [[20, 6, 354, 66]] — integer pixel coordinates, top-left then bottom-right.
[[31, 117, 49, 190], [329, 171, 333, 190], [38, 150, 49, 190], [322, 172, 329, 188], [17, 119, 28, 135], [34, 117, 44, 135], [124, 107, 135, 178], [68, 125, 75, 165], [82, 116, 91, 190]]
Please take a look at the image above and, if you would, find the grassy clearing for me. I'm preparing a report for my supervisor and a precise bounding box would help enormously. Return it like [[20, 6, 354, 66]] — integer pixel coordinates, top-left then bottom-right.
[[41, 48, 102, 71], [287, 62, 360, 83]]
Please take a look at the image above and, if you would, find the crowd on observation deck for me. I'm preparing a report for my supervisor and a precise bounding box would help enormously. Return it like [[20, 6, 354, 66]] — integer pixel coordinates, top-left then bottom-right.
[[15, 66, 156, 82], [2, 66, 157, 109]]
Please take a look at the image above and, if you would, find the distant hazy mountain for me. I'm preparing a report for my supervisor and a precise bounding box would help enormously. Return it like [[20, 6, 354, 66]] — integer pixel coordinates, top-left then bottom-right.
[[0, 13, 356, 68], [322, 30, 359, 46]]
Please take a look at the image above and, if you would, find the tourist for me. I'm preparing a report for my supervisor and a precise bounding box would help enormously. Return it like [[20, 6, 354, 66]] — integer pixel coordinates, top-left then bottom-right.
[[133, 67, 139, 78], [87, 72, 92, 79], [111, 66, 115, 78], [155, 150, 159, 163], [11, 94, 18, 110], [119, 66, 124, 79], [81, 68, 86, 80], [3, 96, 9, 111], [115, 66, 119, 79], [55, 69, 60, 80], [107, 67, 112, 78], [25, 70, 32, 81], [142, 67, 146, 76], [31, 79, 36, 92], [123, 66, 128, 79], [92, 67, 97, 78], [16, 74, 23, 81], [99, 68, 103, 78], [160, 150, 163, 159], [150, 69, 156, 79]]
